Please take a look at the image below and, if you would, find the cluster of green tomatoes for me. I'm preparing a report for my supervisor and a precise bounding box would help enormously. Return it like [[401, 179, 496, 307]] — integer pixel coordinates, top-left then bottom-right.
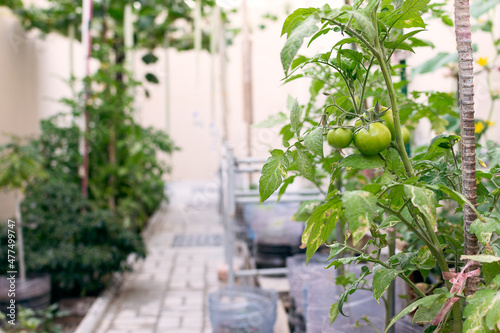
[[327, 106, 410, 156]]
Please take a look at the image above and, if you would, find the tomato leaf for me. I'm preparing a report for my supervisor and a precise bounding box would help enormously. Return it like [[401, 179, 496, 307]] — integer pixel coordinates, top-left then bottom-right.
[[281, 15, 319, 74], [372, 268, 399, 304], [290, 99, 302, 133], [302, 196, 342, 262], [470, 217, 500, 246], [342, 191, 377, 246], [339, 153, 384, 169], [281, 7, 318, 37], [387, 0, 430, 29], [461, 255, 500, 263], [338, 266, 370, 316], [464, 289, 500, 332], [412, 294, 447, 324], [346, 10, 376, 41], [404, 185, 437, 228], [329, 302, 339, 324], [304, 127, 324, 157], [259, 149, 289, 202], [385, 294, 441, 333], [295, 142, 315, 181]]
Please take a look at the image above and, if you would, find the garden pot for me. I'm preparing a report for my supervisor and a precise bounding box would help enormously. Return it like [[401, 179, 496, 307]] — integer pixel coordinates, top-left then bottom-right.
[[208, 286, 278, 333], [0, 274, 51, 312]]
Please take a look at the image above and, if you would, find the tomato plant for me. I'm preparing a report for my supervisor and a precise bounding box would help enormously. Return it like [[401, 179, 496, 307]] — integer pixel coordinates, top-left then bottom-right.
[[259, 1, 500, 332]]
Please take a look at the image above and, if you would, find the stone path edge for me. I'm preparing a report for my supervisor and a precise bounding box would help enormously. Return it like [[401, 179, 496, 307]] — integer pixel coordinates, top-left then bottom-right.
[[73, 202, 167, 333]]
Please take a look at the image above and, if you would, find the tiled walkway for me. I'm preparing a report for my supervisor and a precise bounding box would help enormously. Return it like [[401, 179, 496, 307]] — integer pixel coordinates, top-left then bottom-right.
[[96, 181, 224, 333]]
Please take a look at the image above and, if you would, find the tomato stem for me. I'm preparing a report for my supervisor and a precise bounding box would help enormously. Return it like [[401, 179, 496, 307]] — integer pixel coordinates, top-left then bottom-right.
[[373, 37, 414, 178]]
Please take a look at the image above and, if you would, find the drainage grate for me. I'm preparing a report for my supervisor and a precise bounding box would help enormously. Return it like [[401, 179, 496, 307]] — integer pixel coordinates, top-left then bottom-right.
[[172, 233, 223, 247]]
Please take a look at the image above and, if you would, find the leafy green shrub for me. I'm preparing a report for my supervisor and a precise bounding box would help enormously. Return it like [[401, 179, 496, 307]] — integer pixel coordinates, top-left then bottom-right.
[[1, 179, 145, 298]]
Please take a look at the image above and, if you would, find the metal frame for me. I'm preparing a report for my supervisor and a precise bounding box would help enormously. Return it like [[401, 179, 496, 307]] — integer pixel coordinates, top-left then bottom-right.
[[220, 142, 322, 286]]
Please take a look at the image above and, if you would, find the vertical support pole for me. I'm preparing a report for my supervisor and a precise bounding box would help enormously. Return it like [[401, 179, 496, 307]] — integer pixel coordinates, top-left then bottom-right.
[[164, 11, 171, 134], [15, 191, 26, 282], [81, 0, 93, 200], [221, 143, 235, 287], [218, 7, 229, 141], [227, 146, 236, 287], [241, 0, 253, 184]]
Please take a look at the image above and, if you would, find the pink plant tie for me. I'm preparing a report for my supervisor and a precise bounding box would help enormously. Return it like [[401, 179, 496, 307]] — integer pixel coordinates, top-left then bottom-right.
[[431, 261, 480, 327]]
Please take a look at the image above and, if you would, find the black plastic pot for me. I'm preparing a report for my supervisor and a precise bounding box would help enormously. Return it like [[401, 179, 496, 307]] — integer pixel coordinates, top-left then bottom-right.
[[0, 274, 51, 312]]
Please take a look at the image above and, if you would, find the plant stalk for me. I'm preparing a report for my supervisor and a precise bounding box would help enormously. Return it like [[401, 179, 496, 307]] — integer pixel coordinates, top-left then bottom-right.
[[373, 37, 414, 177], [454, 0, 479, 297]]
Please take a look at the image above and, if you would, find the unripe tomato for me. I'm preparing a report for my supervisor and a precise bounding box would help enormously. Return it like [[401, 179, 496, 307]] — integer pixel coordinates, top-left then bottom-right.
[[327, 128, 352, 149], [402, 126, 410, 145], [353, 122, 391, 156], [379, 107, 395, 141]]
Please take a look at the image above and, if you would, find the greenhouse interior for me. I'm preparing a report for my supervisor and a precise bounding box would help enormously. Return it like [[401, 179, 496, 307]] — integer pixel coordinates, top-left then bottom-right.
[[1, 0, 500, 332]]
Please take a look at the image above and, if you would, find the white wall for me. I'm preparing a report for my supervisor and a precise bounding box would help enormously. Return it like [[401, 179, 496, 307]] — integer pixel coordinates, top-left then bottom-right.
[[1, 2, 500, 218]]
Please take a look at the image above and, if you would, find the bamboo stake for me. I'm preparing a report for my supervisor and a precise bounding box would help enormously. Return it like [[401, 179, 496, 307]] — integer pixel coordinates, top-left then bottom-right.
[[454, 0, 479, 296]]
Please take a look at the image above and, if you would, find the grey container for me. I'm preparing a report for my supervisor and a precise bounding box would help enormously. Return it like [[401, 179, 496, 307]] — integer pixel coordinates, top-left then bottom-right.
[[208, 286, 278, 333]]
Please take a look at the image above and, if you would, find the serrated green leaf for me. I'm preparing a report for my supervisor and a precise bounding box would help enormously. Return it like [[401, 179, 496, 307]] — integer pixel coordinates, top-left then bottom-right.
[[385, 294, 441, 333], [290, 99, 302, 133], [302, 196, 342, 262], [304, 127, 324, 157], [411, 246, 436, 270], [293, 199, 320, 221], [327, 242, 346, 260], [342, 191, 377, 246], [330, 302, 339, 324], [338, 266, 371, 316], [372, 268, 399, 304], [334, 37, 358, 49], [281, 15, 319, 74], [281, 7, 318, 37], [470, 0, 500, 19], [259, 149, 289, 202], [464, 289, 500, 332], [384, 29, 425, 53], [346, 10, 376, 41], [470, 217, 500, 245], [339, 154, 384, 169], [295, 142, 314, 181], [388, 0, 430, 29], [277, 175, 296, 201], [362, 183, 382, 194], [461, 255, 500, 263], [326, 256, 359, 269], [385, 147, 403, 172], [253, 112, 288, 128], [412, 294, 447, 324], [404, 185, 436, 228]]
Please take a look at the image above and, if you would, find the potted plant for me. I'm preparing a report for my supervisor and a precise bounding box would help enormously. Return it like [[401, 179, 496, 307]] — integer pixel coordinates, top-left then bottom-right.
[[0, 136, 51, 311]]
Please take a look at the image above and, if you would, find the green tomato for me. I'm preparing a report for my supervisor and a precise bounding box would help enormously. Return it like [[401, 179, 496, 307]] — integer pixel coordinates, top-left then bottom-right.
[[379, 107, 395, 141], [353, 122, 392, 156], [327, 128, 353, 148], [402, 126, 410, 145]]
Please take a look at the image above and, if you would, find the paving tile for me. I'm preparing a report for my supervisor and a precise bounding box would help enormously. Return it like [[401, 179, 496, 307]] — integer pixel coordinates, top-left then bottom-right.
[[94, 181, 223, 333]]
